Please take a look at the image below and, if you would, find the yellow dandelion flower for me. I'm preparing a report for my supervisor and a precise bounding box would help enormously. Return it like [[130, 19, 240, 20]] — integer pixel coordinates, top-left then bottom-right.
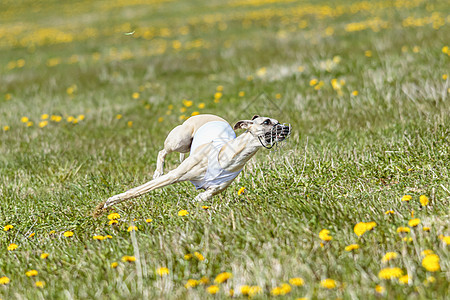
[[271, 286, 282, 296], [127, 226, 138, 232], [275, 93, 282, 99], [382, 252, 398, 262], [207, 285, 219, 294], [408, 218, 420, 227], [184, 254, 193, 260], [214, 92, 222, 99], [248, 286, 262, 297], [399, 275, 410, 284], [216, 85, 224, 92], [422, 254, 440, 272], [351, 90, 359, 96], [127, 121, 133, 127], [365, 50, 372, 57], [121, 255, 136, 262], [199, 276, 209, 284], [107, 213, 120, 220], [421, 249, 434, 256], [198, 102, 205, 109], [49, 230, 56, 235], [41, 114, 49, 120], [191, 111, 199, 116], [289, 277, 304, 286], [309, 79, 318, 86], [105, 235, 112, 239], [21, 116, 29, 123], [397, 227, 410, 233], [403, 237, 413, 242], [401, 195, 412, 202], [238, 91, 245, 97], [419, 195, 429, 206], [441, 236, 450, 245], [5, 93, 12, 100], [3, 224, 13, 231], [156, 267, 169, 276], [201, 205, 209, 210], [185, 279, 199, 289], [111, 262, 119, 268], [109, 220, 118, 225], [116, 114, 122, 120], [180, 107, 187, 113], [0, 276, 10, 285], [132, 92, 140, 99], [8, 243, 18, 251], [28, 232, 35, 238], [378, 267, 403, 279], [194, 251, 204, 261], [443, 74, 448, 80], [182, 99, 193, 107], [247, 75, 253, 81], [280, 283, 291, 294], [145, 219, 152, 223], [214, 272, 232, 284], [40, 253, 49, 259], [365, 222, 377, 230], [375, 285, 385, 294], [3, 125, 10, 131], [385, 210, 394, 215], [256, 67, 267, 77], [63, 231, 74, 237], [345, 244, 359, 251], [423, 227, 431, 232], [26, 121, 33, 127], [77, 114, 85, 121], [320, 279, 336, 289], [178, 210, 189, 216], [25, 270, 38, 277], [241, 285, 251, 295], [238, 186, 246, 195], [319, 229, 332, 241], [157, 117, 164, 123], [35, 280, 45, 288], [39, 121, 48, 128], [354, 222, 367, 237], [93, 235, 107, 240]]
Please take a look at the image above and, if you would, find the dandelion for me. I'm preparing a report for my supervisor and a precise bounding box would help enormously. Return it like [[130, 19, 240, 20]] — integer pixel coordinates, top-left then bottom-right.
[[39, 121, 48, 128], [378, 267, 403, 279], [422, 254, 440, 272], [29, 232, 35, 237], [108, 213, 120, 220], [5, 93, 12, 100], [105, 235, 112, 239], [238, 186, 246, 195], [132, 92, 140, 99], [157, 267, 169, 276], [238, 91, 245, 97], [403, 237, 412, 242], [345, 244, 359, 251], [116, 114, 122, 120], [194, 251, 204, 261], [241, 285, 251, 295], [412, 46, 420, 53], [319, 229, 332, 241], [375, 285, 385, 294], [442, 236, 450, 245], [408, 218, 420, 227], [309, 79, 318, 86], [421, 249, 434, 256], [320, 279, 336, 289], [248, 286, 262, 297], [77, 114, 85, 121], [145, 219, 152, 223], [3, 224, 13, 231], [191, 111, 199, 116], [180, 107, 187, 113], [8, 243, 18, 251], [63, 231, 74, 237], [214, 92, 222, 100], [275, 93, 282, 99], [198, 102, 205, 109], [182, 99, 193, 107], [207, 285, 219, 294], [216, 85, 224, 92], [184, 254, 193, 260], [419, 195, 429, 206], [0, 276, 10, 285], [354, 222, 368, 236], [109, 220, 118, 225], [3, 126, 10, 131], [178, 210, 189, 216], [443, 74, 448, 80], [127, 121, 133, 127], [121, 255, 136, 262], [93, 235, 107, 240], [382, 252, 398, 262], [27, 121, 33, 127], [41, 114, 49, 120], [40, 253, 49, 259], [401, 195, 412, 202], [385, 210, 394, 215], [199, 277, 209, 284], [399, 275, 410, 284], [214, 272, 232, 284], [127, 226, 138, 232], [185, 279, 199, 289], [202, 206, 209, 210], [25, 270, 38, 277], [443, 46, 449, 54], [111, 262, 118, 268], [35, 281, 45, 288], [397, 227, 410, 233], [351, 90, 359, 96], [289, 277, 304, 286], [365, 50, 372, 57], [21, 116, 29, 123]]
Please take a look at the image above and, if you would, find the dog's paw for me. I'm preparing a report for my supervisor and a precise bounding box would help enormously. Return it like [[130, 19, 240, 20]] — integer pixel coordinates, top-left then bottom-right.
[[153, 170, 163, 179]]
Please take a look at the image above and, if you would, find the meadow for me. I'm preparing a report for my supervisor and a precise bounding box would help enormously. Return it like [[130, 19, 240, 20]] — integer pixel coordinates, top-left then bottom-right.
[[1, 0, 449, 298]]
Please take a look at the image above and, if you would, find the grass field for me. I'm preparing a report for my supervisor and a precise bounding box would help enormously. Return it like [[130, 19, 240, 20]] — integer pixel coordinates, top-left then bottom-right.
[[1, 0, 449, 298]]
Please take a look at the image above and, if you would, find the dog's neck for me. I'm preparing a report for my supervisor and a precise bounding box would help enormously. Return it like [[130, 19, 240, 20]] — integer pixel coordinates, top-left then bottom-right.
[[218, 130, 262, 172]]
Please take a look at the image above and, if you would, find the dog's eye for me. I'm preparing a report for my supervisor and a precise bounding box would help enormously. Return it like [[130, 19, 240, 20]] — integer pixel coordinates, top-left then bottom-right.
[[263, 119, 270, 125]]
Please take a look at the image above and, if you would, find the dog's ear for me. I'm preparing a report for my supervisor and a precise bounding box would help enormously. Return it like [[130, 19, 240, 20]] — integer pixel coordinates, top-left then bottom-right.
[[251, 115, 260, 120], [233, 120, 253, 130]]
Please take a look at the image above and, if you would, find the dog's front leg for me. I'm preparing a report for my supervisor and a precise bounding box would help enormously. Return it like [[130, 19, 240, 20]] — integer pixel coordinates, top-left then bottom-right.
[[194, 182, 230, 202]]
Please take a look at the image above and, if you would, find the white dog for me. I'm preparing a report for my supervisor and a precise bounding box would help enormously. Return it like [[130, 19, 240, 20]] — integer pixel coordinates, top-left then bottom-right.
[[94, 114, 290, 214]]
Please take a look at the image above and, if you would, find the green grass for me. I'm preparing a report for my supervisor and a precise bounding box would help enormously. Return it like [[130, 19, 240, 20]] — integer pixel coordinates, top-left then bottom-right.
[[1, 0, 449, 298]]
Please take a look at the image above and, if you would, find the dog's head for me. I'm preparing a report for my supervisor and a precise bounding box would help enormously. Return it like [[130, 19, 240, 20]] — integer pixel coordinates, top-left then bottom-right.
[[234, 115, 291, 148]]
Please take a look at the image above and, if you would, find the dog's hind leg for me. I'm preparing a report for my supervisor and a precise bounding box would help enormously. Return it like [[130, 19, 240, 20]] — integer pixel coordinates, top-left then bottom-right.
[[153, 124, 193, 179]]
